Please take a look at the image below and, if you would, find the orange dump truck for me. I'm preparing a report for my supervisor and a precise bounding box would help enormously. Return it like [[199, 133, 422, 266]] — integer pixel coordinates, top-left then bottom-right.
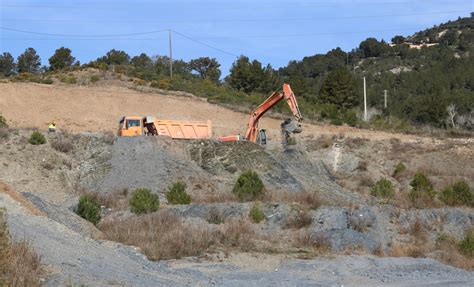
[[118, 116, 212, 139]]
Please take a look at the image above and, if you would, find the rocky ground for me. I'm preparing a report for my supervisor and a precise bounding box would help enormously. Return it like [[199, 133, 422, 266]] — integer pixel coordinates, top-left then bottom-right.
[[0, 128, 473, 286], [0, 81, 473, 286]]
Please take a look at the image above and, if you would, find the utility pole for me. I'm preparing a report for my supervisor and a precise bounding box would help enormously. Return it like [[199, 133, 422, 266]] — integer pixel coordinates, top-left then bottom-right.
[[168, 28, 173, 79], [383, 89, 388, 109], [363, 77, 367, 121]]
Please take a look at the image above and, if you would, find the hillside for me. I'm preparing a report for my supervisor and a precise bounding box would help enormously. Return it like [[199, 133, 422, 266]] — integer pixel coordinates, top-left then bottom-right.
[[0, 80, 439, 143], [1, 15, 473, 132], [1, 79, 474, 285], [1, 15, 474, 287], [408, 14, 474, 46]]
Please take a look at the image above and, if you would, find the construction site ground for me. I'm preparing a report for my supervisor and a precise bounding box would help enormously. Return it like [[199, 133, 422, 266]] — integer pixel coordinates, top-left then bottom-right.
[[0, 80, 473, 286]]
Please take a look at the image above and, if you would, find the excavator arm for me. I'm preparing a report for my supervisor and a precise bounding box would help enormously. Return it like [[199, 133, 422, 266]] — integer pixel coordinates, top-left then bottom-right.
[[245, 83, 303, 143]]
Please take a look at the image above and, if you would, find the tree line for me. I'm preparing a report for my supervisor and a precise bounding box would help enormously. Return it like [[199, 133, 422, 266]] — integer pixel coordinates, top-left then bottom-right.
[[1, 15, 473, 130]]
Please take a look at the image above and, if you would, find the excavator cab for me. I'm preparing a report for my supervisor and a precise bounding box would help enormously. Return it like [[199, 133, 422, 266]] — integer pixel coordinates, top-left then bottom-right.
[[118, 116, 143, 137]]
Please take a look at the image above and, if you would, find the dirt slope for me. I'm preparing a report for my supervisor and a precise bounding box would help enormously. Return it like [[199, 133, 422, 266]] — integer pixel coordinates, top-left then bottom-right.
[[0, 82, 442, 144]]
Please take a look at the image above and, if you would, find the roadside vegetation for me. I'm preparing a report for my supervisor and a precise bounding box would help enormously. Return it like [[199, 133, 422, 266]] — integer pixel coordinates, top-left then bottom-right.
[[0, 210, 42, 286]]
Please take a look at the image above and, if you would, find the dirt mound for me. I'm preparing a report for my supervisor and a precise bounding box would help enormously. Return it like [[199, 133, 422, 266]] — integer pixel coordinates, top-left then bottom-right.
[[84, 136, 220, 195], [188, 140, 302, 192]]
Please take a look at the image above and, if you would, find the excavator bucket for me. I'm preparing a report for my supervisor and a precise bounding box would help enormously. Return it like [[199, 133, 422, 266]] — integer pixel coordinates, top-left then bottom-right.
[[281, 118, 302, 134]]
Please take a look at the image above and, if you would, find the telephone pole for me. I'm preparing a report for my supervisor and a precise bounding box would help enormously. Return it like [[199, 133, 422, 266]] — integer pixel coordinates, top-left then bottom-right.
[[363, 77, 367, 121], [383, 89, 388, 109], [168, 29, 173, 79]]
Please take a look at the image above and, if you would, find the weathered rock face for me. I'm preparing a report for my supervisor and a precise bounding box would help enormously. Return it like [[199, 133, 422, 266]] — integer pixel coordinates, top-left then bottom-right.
[[309, 206, 379, 252], [398, 208, 474, 240], [308, 205, 474, 253], [188, 140, 303, 192]]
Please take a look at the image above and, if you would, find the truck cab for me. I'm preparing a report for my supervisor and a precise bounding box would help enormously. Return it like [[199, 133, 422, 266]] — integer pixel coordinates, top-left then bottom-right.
[[118, 116, 144, 137]]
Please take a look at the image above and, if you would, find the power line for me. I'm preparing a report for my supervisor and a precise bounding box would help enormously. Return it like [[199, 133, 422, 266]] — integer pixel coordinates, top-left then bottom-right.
[[1, 25, 468, 41], [0, 27, 169, 37], [170, 30, 239, 57], [0, 10, 469, 24], [1, 0, 468, 10]]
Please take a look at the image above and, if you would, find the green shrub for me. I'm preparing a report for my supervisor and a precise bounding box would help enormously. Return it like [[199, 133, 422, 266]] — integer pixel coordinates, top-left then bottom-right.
[[165, 181, 191, 205], [330, 118, 343, 126], [75, 195, 101, 225], [41, 77, 53, 84], [286, 137, 297, 145], [393, 162, 406, 178], [232, 170, 265, 202], [28, 131, 46, 145], [459, 229, 474, 257], [59, 75, 77, 84], [151, 79, 171, 90], [129, 188, 160, 214], [371, 178, 395, 198], [249, 202, 265, 223], [439, 180, 473, 207], [409, 172, 436, 207], [90, 75, 100, 83], [319, 104, 339, 120], [343, 109, 358, 127], [0, 114, 7, 128]]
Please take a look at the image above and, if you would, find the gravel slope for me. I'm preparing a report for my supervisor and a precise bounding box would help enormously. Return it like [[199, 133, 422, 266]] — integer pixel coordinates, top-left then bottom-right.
[[2, 191, 474, 286]]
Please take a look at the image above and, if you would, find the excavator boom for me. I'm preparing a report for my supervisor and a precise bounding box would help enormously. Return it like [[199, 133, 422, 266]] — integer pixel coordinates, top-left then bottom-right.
[[245, 83, 302, 143], [220, 83, 302, 145]]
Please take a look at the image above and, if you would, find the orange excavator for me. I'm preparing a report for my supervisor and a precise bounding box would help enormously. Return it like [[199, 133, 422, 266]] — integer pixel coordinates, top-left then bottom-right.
[[219, 83, 303, 145]]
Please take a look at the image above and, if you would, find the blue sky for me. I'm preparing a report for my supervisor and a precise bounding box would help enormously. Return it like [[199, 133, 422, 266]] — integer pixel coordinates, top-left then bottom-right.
[[0, 0, 472, 74]]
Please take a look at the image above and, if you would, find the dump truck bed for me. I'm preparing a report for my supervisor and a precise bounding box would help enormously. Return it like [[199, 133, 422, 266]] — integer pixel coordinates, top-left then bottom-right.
[[145, 118, 212, 139]]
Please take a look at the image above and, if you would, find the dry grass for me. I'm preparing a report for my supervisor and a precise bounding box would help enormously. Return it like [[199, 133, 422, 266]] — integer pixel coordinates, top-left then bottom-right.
[[283, 209, 313, 229], [99, 209, 257, 260], [389, 243, 427, 258], [389, 217, 429, 258], [291, 230, 331, 258], [100, 208, 328, 261], [190, 191, 237, 203], [97, 189, 129, 209], [51, 138, 74, 153], [358, 175, 374, 188], [100, 210, 214, 260], [409, 217, 427, 242], [305, 135, 333, 150], [78, 188, 129, 210], [344, 137, 369, 149], [434, 233, 474, 270], [191, 190, 322, 210], [389, 233, 474, 270], [0, 210, 42, 286], [357, 160, 368, 171], [264, 190, 322, 210]]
